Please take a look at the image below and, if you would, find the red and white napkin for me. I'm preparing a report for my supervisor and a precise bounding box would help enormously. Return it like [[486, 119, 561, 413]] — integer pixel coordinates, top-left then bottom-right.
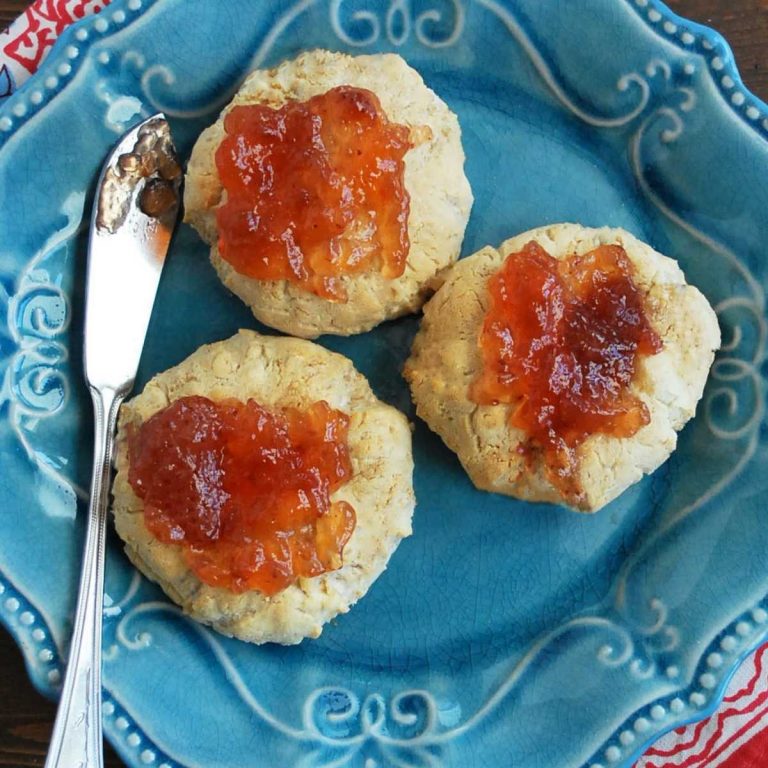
[[635, 646, 768, 767], [1, 2, 766, 766], [0, 1, 107, 95]]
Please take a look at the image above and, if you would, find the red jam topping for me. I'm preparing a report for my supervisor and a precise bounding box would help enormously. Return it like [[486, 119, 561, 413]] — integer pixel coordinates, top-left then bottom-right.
[[214, 86, 412, 301], [471, 241, 662, 505], [127, 396, 356, 595]]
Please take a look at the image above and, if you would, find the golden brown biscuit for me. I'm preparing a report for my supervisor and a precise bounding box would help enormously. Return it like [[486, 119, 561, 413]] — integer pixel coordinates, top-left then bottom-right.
[[184, 49, 473, 338], [404, 223, 721, 512], [112, 330, 415, 644]]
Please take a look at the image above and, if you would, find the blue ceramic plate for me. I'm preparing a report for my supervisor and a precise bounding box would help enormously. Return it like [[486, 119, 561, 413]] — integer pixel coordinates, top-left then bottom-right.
[[1, 1, 767, 766]]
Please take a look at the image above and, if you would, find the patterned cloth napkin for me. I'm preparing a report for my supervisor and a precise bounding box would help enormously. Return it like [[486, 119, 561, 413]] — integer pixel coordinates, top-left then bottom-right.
[[1, 2, 766, 766]]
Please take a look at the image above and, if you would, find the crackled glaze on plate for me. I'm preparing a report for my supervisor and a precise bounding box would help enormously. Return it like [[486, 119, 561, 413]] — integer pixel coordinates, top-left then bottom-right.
[[1, 1, 767, 767]]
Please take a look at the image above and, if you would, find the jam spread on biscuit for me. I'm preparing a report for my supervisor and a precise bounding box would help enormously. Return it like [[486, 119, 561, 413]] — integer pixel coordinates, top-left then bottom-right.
[[127, 396, 356, 595], [215, 86, 412, 301], [471, 241, 662, 505]]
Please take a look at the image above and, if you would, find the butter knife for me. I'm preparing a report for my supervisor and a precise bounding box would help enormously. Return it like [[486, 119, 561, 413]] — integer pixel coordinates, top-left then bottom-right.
[[45, 113, 182, 768]]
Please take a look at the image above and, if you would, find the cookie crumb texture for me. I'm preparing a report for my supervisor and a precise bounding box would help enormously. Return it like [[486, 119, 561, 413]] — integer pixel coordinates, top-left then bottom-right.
[[113, 330, 415, 644], [405, 224, 721, 513], [184, 49, 473, 338]]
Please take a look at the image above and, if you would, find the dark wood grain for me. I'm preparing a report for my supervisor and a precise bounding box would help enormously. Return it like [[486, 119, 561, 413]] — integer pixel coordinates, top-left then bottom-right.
[[0, 1, 766, 767], [0, 630, 124, 767], [668, 0, 768, 100], [0, 1, 28, 25]]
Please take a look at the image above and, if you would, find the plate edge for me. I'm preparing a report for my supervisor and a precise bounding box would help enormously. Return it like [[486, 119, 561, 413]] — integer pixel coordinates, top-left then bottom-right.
[[0, 0, 151, 146], [629, 0, 768, 135], [0, 566, 64, 700], [0, 1, 766, 767], [1, 0, 767, 146], [590, 605, 768, 767]]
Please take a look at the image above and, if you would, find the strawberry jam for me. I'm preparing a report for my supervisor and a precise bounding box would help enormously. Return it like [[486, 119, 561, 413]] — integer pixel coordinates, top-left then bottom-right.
[[214, 86, 412, 301], [471, 241, 662, 506], [127, 396, 356, 595]]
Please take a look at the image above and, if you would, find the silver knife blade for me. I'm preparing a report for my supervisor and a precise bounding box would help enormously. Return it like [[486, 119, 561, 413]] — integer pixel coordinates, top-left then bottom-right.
[[44, 114, 181, 768], [84, 112, 182, 393]]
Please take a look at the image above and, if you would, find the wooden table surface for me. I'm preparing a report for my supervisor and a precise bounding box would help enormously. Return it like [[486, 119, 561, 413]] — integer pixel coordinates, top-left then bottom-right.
[[0, 1, 766, 766]]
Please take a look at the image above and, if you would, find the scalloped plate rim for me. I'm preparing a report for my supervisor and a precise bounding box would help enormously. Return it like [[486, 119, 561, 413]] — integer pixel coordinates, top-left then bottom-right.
[[0, 1, 767, 767]]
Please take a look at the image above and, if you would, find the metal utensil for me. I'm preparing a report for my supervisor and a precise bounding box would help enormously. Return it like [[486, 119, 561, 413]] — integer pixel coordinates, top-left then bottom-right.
[[45, 113, 182, 768]]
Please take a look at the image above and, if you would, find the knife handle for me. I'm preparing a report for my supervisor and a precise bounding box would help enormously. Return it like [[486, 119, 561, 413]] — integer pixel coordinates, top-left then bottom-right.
[[45, 386, 123, 768]]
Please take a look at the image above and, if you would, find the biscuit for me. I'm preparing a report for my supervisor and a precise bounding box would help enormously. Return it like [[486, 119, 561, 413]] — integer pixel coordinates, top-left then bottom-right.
[[112, 330, 415, 644], [184, 49, 473, 338], [404, 223, 721, 512]]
